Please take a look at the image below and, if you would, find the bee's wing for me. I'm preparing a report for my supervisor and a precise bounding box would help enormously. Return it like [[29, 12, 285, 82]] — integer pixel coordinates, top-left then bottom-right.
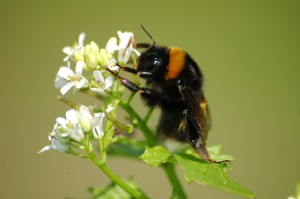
[[199, 94, 211, 140], [178, 83, 210, 143], [178, 81, 231, 164]]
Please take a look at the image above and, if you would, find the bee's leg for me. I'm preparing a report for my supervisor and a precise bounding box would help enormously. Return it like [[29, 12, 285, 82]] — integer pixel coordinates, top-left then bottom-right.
[[183, 110, 231, 164], [117, 66, 153, 78], [106, 68, 159, 102]]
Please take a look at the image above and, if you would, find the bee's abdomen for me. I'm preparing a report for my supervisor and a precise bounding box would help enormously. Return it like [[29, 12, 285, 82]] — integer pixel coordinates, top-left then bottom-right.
[[156, 106, 188, 142]]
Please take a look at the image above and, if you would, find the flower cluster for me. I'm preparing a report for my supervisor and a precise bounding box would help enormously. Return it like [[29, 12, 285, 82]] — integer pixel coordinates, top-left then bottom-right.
[[55, 31, 139, 96], [39, 105, 112, 153], [40, 30, 139, 154]]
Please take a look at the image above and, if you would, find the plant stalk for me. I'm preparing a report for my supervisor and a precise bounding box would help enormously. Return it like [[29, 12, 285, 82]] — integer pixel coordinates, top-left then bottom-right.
[[89, 151, 148, 199], [163, 163, 187, 199], [119, 100, 156, 146]]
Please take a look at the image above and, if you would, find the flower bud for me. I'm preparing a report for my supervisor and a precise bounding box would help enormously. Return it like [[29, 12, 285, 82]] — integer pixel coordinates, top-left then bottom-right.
[[97, 49, 109, 68], [79, 108, 92, 133], [90, 41, 99, 53], [86, 53, 98, 69], [84, 44, 92, 56], [74, 51, 84, 62], [80, 115, 92, 132]]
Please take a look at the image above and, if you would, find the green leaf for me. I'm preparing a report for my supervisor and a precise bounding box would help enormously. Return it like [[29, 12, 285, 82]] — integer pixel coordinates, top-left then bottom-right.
[[88, 184, 132, 199], [170, 154, 255, 198], [107, 138, 146, 159], [182, 145, 234, 162], [88, 180, 139, 199], [140, 145, 255, 198], [207, 145, 235, 162], [140, 145, 171, 167]]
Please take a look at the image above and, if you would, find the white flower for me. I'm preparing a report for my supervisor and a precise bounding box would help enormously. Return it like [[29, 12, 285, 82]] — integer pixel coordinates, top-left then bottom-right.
[[91, 112, 105, 139], [55, 61, 88, 95], [63, 32, 85, 62], [105, 37, 120, 54], [89, 70, 113, 94], [38, 109, 86, 154], [91, 105, 113, 139], [56, 109, 85, 142], [116, 31, 140, 64], [106, 59, 119, 71], [78, 106, 93, 132], [38, 131, 68, 154]]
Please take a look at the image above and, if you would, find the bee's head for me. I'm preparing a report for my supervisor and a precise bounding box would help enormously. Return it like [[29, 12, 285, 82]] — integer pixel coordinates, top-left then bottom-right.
[[138, 46, 169, 76]]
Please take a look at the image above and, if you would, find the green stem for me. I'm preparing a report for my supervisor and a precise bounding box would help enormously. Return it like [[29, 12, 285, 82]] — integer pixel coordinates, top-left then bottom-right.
[[143, 107, 154, 124], [119, 100, 156, 146], [120, 100, 187, 198], [98, 138, 106, 164], [89, 151, 148, 199], [126, 92, 136, 105], [162, 163, 187, 199]]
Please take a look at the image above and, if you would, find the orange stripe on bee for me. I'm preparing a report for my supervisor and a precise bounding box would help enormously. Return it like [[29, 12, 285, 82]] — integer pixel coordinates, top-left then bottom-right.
[[166, 47, 186, 80]]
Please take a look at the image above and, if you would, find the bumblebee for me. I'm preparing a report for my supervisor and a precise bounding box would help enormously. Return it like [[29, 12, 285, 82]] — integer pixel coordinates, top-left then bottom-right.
[[107, 26, 230, 164]]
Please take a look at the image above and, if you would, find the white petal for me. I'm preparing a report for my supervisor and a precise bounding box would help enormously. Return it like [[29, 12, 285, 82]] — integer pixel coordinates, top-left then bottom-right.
[[118, 48, 132, 64], [132, 49, 141, 57], [79, 108, 92, 120], [92, 113, 105, 139], [56, 117, 67, 125], [104, 76, 113, 89], [60, 82, 74, 95], [93, 70, 104, 83], [78, 32, 86, 46], [106, 59, 119, 70], [58, 67, 74, 79], [63, 55, 71, 62], [108, 65, 119, 71], [69, 125, 84, 142], [38, 145, 51, 154], [55, 75, 69, 89], [90, 87, 104, 93], [75, 77, 88, 89], [106, 37, 120, 53], [75, 61, 85, 75], [62, 47, 73, 55], [117, 31, 123, 40], [59, 130, 71, 138], [38, 136, 68, 153], [118, 31, 134, 47], [51, 138, 68, 152], [66, 109, 79, 124], [106, 105, 114, 113]]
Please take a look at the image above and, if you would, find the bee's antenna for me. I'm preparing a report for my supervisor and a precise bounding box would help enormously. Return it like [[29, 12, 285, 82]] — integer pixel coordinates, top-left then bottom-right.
[[140, 24, 156, 47]]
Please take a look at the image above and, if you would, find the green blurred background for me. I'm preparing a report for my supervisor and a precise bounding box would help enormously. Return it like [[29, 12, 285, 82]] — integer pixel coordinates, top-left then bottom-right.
[[1, 0, 299, 198]]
